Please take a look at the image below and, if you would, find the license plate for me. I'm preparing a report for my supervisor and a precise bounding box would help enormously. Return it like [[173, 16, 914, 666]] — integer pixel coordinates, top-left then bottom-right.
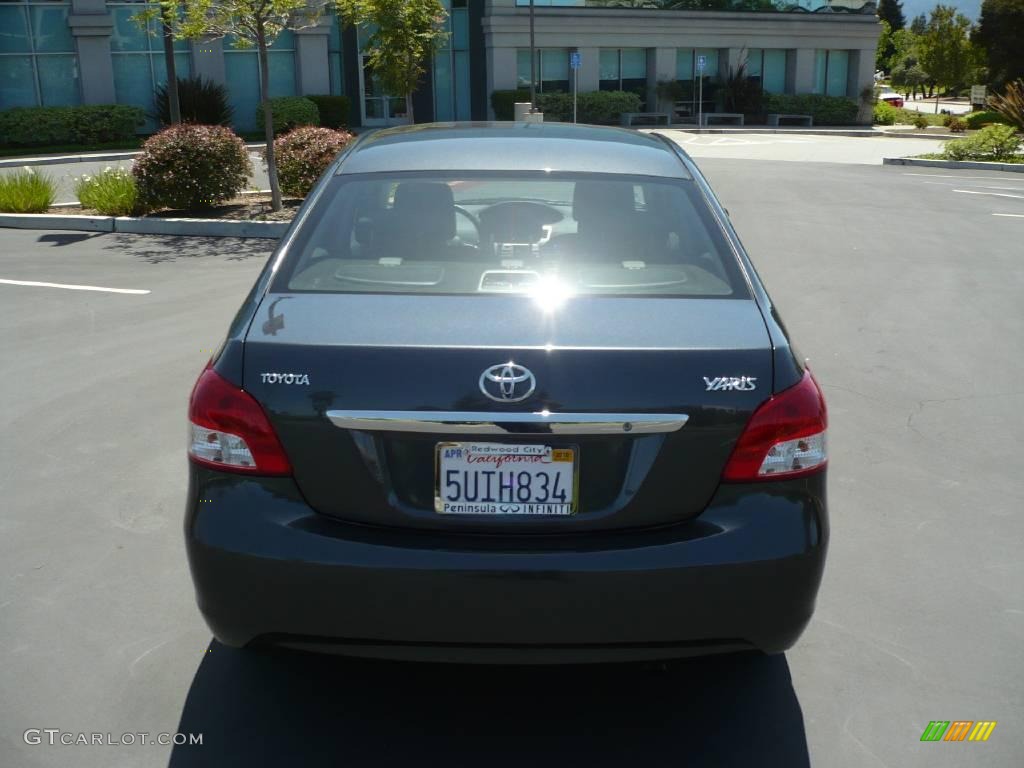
[[435, 442, 577, 516]]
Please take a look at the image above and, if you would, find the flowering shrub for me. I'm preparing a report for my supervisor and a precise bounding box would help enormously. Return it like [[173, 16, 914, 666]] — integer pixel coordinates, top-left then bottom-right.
[[272, 126, 354, 198], [946, 117, 967, 133], [74, 167, 142, 216], [132, 124, 252, 210], [0, 167, 56, 213]]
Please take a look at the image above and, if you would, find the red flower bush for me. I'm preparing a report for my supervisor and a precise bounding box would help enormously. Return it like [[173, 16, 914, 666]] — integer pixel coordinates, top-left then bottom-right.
[[133, 124, 252, 210], [272, 126, 354, 198]]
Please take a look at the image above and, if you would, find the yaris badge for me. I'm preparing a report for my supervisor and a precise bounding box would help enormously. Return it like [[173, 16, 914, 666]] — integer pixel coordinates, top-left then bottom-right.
[[704, 376, 757, 392]]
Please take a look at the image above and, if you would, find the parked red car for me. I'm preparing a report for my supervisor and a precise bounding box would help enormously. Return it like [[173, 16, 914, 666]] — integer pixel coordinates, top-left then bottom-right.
[[879, 91, 904, 108]]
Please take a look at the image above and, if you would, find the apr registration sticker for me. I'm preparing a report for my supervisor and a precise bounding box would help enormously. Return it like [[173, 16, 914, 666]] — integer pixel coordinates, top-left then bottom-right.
[[434, 442, 577, 515]]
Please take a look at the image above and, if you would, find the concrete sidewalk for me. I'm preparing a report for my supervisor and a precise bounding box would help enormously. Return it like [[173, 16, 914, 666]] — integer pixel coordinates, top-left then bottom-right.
[[650, 129, 946, 165]]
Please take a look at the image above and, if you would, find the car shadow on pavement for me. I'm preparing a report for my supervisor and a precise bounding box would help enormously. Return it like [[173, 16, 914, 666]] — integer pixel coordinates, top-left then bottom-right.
[[36, 232, 105, 247], [102, 234, 273, 264], [169, 641, 810, 768]]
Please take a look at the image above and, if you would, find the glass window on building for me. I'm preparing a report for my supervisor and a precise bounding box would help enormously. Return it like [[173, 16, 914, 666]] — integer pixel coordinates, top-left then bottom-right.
[[826, 49, 848, 97], [746, 48, 763, 78], [745, 48, 786, 95], [434, 0, 470, 122], [676, 48, 694, 82], [517, 48, 569, 93], [328, 12, 344, 97], [0, 0, 80, 108], [674, 48, 719, 121], [697, 49, 719, 80], [110, 3, 191, 130], [763, 49, 787, 94], [814, 49, 849, 97], [223, 30, 297, 132], [599, 48, 647, 99], [676, 48, 719, 81]]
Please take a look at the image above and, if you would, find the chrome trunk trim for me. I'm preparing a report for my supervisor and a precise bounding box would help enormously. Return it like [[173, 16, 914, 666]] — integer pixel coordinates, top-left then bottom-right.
[[325, 410, 688, 435]]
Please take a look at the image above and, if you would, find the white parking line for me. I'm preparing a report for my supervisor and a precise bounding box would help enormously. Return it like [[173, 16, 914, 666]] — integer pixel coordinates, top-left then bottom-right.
[[952, 189, 1024, 199], [0, 278, 150, 295], [922, 181, 1024, 191], [904, 173, 1024, 181], [992, 213, 1024, 218]]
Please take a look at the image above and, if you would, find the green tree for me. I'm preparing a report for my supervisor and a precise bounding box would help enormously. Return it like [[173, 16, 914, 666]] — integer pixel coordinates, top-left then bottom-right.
[[910, 12, 928, 33], [178, 0, 326, 211], [974, 0, 1024, 89], [918, 5, 973, 111], [891, 60, 929, 98], [890, 27, 922, 62], [131, 2, 182, 124], [878, 0, 906, 29], [876, 20, 894, 72], [884, 27, 925, 95], [335, 0, 448, 124]]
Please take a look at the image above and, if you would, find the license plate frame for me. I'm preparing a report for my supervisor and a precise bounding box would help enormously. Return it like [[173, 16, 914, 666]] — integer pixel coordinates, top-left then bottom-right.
[[434, 441, 579, 516]]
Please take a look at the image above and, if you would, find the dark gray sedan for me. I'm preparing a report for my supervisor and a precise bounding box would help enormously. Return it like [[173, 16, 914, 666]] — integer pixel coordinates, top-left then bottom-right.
[[186, 123, 828, 663]]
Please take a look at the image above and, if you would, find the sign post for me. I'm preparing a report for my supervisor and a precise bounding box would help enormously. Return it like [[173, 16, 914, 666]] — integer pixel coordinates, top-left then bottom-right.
[[970, 85, 987, 109], [528, 0, 536, 113], [697, 54, 706, 128], [570, 51, 581, 124]]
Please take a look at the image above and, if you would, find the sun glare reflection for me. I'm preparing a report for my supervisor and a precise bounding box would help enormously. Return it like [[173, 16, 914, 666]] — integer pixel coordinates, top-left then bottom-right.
[[528, 274, 575, 313]]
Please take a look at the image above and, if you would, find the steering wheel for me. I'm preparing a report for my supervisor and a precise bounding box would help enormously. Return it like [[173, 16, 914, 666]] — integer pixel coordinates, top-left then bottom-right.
[[453, 205, 483, 246]]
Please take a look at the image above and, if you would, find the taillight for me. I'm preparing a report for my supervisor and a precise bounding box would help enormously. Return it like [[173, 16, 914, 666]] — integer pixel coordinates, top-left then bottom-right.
[[722, 369, 827, 482], [187, 366, 291, 475]]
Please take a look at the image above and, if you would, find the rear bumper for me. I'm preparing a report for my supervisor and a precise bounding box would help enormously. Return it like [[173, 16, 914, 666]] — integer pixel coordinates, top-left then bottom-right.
[[185, 467, 828, 663]]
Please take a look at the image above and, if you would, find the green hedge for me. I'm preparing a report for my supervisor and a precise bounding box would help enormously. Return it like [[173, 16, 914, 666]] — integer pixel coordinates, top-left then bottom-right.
[[964, 110, 1012, 130], [765, 94, 859, 125], [306, 95, 350, 129], [255, 96, 320, 135], [539, 91, 643, 124], [489, 89, 643, 124], [491, 89, 532, 120], [873, 102, 899, 125], [0, 105, 145, 147]]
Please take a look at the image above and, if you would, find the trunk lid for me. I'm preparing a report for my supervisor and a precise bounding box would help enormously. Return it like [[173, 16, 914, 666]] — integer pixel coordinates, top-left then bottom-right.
[[242, 293, 772, 532]]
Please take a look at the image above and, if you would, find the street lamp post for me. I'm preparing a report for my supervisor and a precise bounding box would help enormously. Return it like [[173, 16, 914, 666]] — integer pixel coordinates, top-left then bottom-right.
[[529, 0, 536, 113]]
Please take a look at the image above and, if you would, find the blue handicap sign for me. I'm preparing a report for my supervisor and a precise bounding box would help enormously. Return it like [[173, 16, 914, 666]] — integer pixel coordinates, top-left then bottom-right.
[[697, 54, 707, 71], [570, 51, 581, 70]]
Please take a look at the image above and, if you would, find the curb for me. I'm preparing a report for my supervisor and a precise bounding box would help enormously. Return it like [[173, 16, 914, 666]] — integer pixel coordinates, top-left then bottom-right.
[[0, 151, 140, 168], [882, 157, 1024, 173], [0, 142, 267, 169], [0, 213, 113, 231], [0, 213, 287, 238]]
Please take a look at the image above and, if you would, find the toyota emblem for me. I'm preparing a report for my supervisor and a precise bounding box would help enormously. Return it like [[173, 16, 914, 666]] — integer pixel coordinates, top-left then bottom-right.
[[479, 363, 536, 403]]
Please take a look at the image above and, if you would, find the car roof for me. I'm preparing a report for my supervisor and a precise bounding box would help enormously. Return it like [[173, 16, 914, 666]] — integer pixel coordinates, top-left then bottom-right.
[[336, 122, 692, 179]]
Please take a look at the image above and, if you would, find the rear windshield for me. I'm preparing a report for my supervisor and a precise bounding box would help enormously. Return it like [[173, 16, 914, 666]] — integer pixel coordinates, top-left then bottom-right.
[[276, 172, 747, 299]]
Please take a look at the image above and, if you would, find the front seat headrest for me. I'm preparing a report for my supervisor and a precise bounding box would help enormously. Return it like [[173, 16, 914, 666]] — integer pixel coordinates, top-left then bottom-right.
[[392, 182, 456, 243]]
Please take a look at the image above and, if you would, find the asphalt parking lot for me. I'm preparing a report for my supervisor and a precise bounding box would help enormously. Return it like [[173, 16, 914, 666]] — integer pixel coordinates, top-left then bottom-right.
[[2, 157, 1022, 768]]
